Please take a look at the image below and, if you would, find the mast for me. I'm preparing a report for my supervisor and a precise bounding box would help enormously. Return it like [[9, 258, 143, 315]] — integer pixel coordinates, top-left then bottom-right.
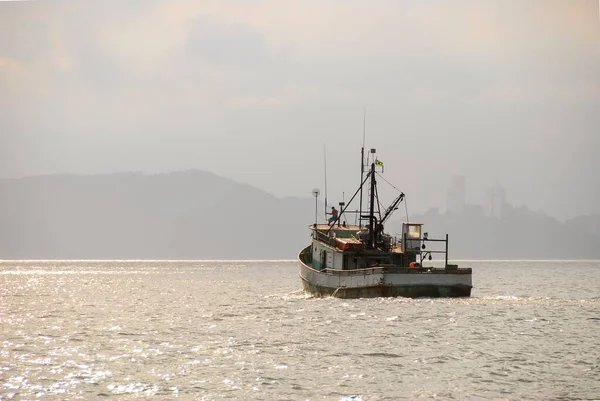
[[324, 144, 328, 219], [368, 161, 376, 248], [359, 146, 364, 227]]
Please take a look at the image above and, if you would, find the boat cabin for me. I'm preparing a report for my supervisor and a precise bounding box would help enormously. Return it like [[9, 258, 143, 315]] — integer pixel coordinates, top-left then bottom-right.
[[402, 222, 423, 252], [309, 223, 424, 271]]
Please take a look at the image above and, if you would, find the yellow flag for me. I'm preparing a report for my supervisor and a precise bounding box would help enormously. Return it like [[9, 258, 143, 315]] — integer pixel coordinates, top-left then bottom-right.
[[375, 159, 383, 166]]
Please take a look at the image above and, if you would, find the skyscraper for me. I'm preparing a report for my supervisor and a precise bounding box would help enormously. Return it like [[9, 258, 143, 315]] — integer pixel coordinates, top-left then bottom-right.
[[446, 175, 466, 214], [485, 182, 507, 219]]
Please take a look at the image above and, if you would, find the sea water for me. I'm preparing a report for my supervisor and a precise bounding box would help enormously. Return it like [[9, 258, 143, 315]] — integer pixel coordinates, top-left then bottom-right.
[[1, 260, 599, 400]]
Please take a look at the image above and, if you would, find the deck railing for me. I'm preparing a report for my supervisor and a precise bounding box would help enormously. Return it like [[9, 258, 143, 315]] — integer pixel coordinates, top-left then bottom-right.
[[415, 234, 450, 267], [313, 230, 339, 247], [312, 229, 454, 268], [319, 265, 470, 276]]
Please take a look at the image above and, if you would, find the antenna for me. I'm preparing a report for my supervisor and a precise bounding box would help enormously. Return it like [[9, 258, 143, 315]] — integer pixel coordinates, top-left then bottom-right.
[[359, 106, 366, 227], [312, 188, 320, 230], [362, 106, 366, 148], [324, 144, 328, 217]]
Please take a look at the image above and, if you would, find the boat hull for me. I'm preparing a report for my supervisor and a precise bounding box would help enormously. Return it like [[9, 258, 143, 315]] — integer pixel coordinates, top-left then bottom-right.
[[298, 247, 472, 299], [300, 276, 471, 298]]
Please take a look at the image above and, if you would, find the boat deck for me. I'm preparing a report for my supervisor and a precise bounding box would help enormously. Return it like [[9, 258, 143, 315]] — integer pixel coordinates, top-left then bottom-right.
[[309, 223, 362, 232], [310, 223, 404, 253]]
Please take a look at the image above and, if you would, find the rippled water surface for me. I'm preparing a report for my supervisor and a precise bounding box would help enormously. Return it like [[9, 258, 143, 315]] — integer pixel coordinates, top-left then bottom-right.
[[1, 260, 599, 400]]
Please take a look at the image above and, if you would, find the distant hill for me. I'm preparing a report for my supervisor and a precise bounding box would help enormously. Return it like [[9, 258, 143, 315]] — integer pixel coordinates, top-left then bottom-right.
[[0, 171, 315, 259], [1, 171, 598, 260]]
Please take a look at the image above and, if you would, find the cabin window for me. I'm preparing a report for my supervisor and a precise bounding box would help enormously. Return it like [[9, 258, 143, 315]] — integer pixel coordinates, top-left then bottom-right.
[[408, 225, 421, 238]]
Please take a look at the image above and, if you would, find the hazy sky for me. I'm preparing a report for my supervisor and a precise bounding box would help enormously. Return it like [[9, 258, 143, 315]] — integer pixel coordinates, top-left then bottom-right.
[[1, 0, 599, 220]]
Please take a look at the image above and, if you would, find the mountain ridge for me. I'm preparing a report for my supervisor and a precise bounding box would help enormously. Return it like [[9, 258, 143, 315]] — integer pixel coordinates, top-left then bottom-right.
[[1, 170, 598, 260]]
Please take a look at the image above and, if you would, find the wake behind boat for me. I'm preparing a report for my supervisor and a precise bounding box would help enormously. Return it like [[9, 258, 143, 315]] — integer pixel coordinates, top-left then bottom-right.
[[298, 147, 472, 298]]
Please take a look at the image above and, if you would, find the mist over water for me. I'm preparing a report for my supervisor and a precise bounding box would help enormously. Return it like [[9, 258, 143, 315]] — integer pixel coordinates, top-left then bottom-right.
[[1, 260, 599, 400]]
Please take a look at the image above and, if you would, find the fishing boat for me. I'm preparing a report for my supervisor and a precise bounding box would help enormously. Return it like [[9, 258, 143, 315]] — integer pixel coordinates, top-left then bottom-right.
[[298, 147, 472, 298]]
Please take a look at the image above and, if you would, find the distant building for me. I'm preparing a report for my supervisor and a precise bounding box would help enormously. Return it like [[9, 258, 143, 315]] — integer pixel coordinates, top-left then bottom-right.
[[446, 175, 466, 214], [485, 182, 506, 219]]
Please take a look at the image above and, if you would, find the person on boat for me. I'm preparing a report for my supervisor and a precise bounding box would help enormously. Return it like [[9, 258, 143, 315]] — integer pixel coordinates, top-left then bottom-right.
[[328, 206, 338, 225]]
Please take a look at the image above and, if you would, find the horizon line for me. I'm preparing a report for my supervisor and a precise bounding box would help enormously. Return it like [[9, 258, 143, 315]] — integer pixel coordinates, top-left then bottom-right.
[[2, 259, 600, 263]]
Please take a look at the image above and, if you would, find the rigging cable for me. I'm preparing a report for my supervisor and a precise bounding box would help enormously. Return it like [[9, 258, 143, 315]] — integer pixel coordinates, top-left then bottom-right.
[[376, 172, 402, 193], [375, 171, 409, 222]]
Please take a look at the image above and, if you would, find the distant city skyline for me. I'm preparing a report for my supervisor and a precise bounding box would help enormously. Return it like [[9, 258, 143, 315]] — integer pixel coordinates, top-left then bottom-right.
[[1, 170, 598, 259]]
